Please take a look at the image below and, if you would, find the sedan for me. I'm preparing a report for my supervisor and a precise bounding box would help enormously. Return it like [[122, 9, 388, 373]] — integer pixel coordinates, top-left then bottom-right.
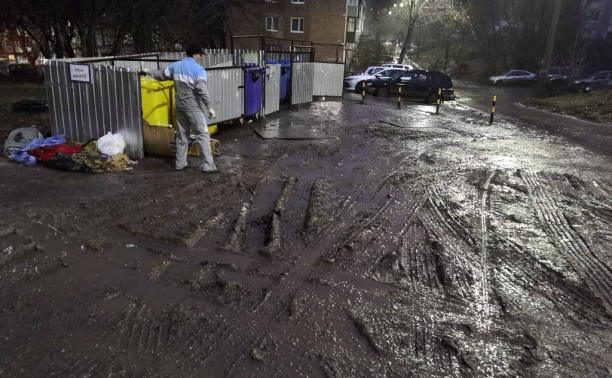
[[344, 68, 407, 93], [571, 71, 612, 92], [489, 70, 536, 86]]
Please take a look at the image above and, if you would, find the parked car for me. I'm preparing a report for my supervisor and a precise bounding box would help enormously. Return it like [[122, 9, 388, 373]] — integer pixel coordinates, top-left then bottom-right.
[[381, 63, 413, 70], [539, 66, 573, 89], [344, 67, 407, 93], [359, 66, 386, 75], [368, 69, 456, 103], [488, 70, 536, 86], [571, 70, 612, 92]]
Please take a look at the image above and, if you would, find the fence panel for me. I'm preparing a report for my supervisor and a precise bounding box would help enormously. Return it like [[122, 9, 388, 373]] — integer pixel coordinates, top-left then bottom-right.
[[291, 63, 314, 105], [44, 61, 143, 158], [313, 63, 344, 97], [206, 67, 244, 123], [265, 64, 281, 115]]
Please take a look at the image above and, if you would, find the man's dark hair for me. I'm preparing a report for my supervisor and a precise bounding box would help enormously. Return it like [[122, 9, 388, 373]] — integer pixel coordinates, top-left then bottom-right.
[[185, 43, 203, 57]]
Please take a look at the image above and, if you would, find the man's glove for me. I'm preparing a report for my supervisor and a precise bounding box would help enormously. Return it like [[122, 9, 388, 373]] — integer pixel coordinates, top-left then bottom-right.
[[208, 108, 216, 119]]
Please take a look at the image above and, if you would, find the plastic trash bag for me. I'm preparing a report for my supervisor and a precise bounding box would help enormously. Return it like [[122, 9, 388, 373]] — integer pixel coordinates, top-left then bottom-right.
[[3, 126, 42, 157], [11, 135, 65, 166], [96, 132, 126, 156]]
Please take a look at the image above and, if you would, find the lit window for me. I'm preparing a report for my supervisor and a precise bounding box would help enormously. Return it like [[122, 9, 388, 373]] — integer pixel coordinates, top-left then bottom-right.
[[347, 0, 358, 5], [265, 17, 278, 31], [291, 17, 304, 33]]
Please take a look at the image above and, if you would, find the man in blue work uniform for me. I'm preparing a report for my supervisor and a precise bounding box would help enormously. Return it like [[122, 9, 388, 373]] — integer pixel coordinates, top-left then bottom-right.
[[147, 44, 217, 173]]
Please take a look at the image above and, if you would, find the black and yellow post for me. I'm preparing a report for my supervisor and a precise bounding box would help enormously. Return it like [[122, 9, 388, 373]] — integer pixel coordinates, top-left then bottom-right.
[[397, 87, 402, 109], [436, 88, 441, 114], [360, 82, 366, 104], [490, 95, 497, 124]]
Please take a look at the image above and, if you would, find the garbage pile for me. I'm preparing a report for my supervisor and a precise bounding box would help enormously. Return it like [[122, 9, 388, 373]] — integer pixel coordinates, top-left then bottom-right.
[[3, 127, 133, 173]]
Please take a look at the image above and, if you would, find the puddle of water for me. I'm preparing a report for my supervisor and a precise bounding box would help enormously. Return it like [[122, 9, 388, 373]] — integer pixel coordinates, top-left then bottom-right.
[[256, 119, 337, 140]]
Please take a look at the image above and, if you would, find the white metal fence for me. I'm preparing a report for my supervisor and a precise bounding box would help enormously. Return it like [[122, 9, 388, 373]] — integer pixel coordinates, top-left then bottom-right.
[[265, 64, 281, 115], [44, 61, 143, 158], [313, 63, 345, 97], [291, 63, 315, 105], [43, 50, 345, 157], [207, 67, 244, 123]]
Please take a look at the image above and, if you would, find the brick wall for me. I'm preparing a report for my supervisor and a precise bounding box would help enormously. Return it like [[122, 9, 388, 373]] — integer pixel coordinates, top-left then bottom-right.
[[226, 0, 349, 62]]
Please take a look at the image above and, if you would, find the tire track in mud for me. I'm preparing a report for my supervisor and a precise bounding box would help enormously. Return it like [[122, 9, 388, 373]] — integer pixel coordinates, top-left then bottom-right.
[[146, 141, 388, 374], [569, 177, 612, 226], [225, 176, 306, 258], [477, 171, 496, 332], [160, 176, 317, 374], [335, 193, 420, 275], [176, 168, 408, 375], [420, 190, 477, 302], [336, 168, 425, 277], [491, 233, 611, 325], [522, 171, 612, 312], [0, 287, 138, 376]]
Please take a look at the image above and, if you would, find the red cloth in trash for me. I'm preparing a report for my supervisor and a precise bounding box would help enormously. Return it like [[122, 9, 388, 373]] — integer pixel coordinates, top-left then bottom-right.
[[28, 144, 83, 162]]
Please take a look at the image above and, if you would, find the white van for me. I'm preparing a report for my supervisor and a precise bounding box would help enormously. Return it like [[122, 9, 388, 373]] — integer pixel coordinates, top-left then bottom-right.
[[382, 63, 413, 70]]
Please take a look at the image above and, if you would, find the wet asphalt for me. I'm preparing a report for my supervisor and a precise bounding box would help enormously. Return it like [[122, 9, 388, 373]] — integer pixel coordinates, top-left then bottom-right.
[[453, 81, 612, 157]]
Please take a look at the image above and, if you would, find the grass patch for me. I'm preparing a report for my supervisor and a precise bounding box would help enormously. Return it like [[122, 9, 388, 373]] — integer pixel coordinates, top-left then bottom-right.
[[525, 89, 612, 124], [0, 80, 50, 142]]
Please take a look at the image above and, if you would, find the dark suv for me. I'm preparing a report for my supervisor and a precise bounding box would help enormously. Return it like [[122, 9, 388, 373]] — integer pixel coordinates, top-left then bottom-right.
[[367, 69, 455, 103]]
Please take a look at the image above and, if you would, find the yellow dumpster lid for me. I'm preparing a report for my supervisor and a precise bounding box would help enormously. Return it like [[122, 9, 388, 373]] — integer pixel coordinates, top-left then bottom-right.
[[140, 77, 174, 91]]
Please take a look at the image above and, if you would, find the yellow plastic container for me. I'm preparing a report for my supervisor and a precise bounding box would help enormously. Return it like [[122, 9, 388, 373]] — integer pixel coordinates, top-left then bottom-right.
[[141, 78, 175, 127], [140, 77, 217, 157]]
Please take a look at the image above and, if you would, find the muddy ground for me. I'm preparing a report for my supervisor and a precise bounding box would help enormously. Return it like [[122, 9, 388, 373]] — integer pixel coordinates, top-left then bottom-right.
[[1, 91, 612, 377]]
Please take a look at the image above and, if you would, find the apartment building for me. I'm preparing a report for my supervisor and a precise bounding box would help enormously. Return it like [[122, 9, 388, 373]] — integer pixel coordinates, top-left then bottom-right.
[[582, 0, 612, 41], [225, 0, 366, 63]]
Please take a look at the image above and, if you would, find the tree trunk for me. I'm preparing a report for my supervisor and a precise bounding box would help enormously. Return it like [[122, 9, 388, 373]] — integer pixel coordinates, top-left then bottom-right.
[[398, 25, 414, 64], [443, 39, 450, 71], [15, 32, 38, 66]]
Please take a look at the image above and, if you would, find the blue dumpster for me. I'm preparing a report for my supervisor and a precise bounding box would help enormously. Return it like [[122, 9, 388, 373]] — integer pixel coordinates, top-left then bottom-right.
[[280, 60, 291, 100], [244, 66, 264, 117]]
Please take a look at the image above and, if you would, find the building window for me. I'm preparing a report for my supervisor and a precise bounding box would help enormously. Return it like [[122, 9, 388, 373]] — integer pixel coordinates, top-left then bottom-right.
[[347, 17, 356, 32], [587, 10, 600, 22], [292, 0, 305, 4], [291, 17, 304, 33], [347, 0, 358, 5], [265, 17, 279, 31]]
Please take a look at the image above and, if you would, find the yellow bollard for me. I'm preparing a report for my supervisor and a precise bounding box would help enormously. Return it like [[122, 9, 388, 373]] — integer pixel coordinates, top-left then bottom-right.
[[398, 86, 402, 109], [490, 95, 497, 124], [361, 81, 366, 103], [436, 88, 441, 114]]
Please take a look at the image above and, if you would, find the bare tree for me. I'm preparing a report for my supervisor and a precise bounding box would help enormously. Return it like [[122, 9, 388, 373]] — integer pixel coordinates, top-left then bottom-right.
[[389, 0, 431, 64], [1, 0, 230, 58]]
